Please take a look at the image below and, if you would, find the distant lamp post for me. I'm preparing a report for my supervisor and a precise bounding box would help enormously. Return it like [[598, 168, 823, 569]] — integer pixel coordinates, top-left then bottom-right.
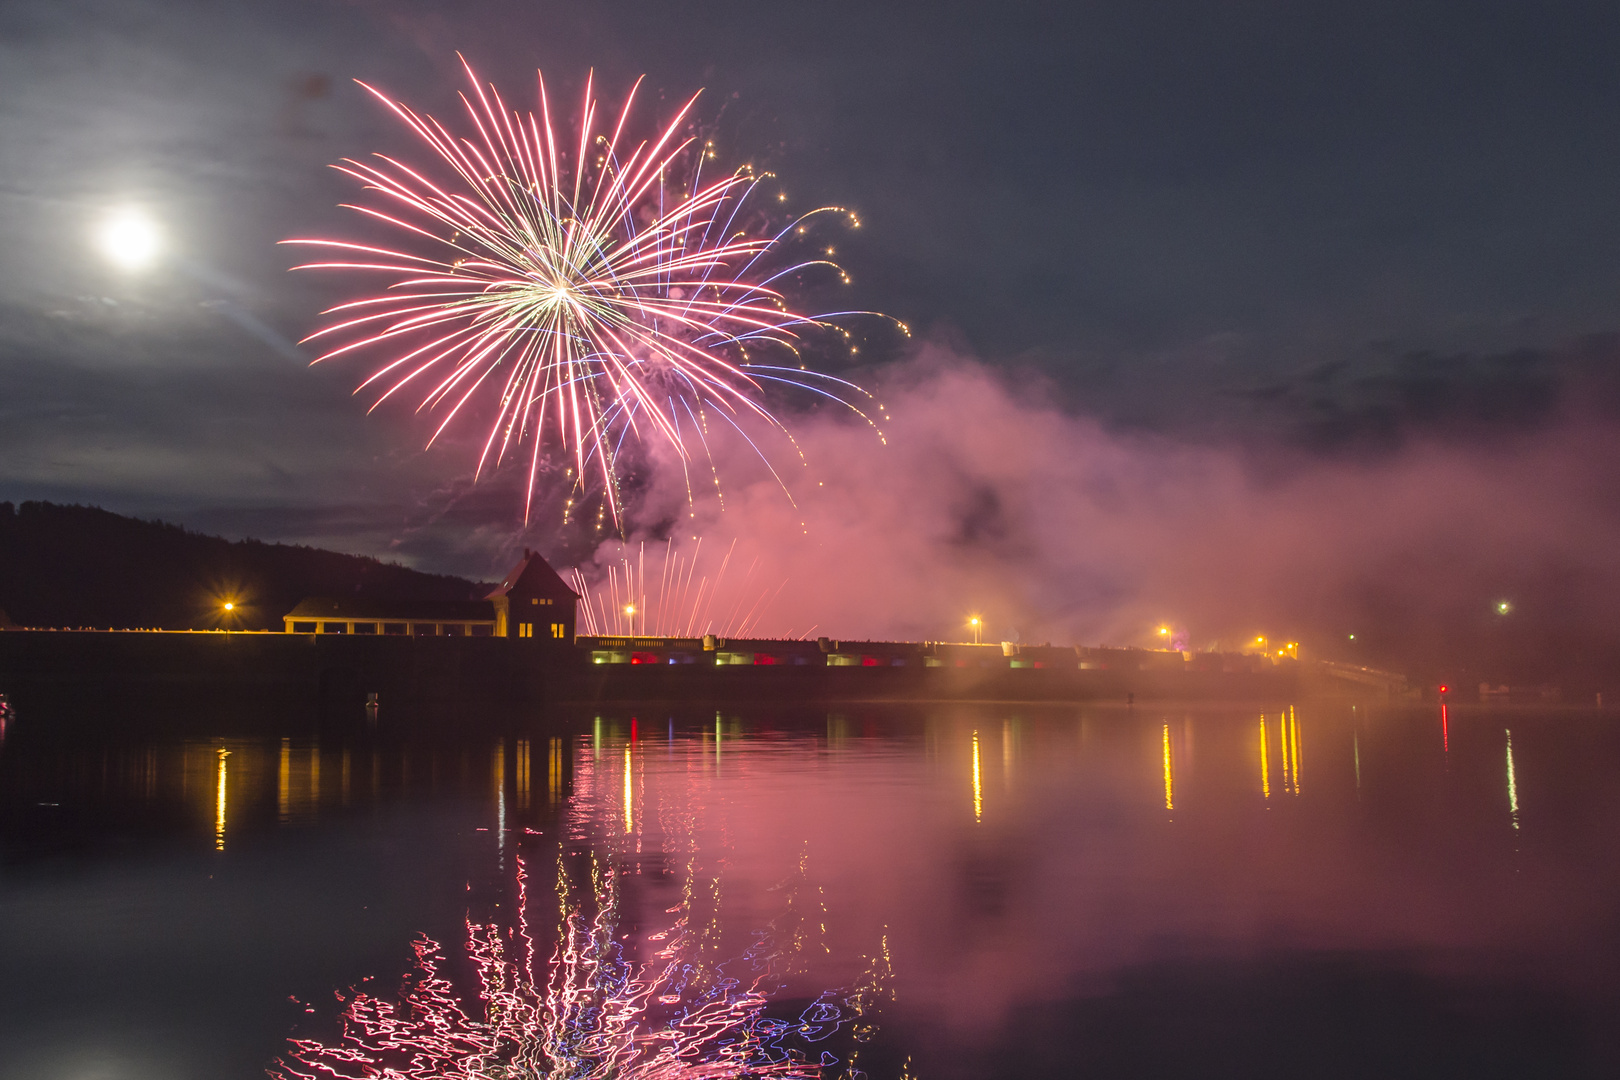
[[222, 602, 235, 612], [1497, 600, 1512, 615], [968, 616, 982, 645]]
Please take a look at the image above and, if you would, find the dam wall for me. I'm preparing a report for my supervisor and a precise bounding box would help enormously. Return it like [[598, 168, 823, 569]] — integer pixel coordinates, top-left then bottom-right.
[[0, 629, 1315, 722]]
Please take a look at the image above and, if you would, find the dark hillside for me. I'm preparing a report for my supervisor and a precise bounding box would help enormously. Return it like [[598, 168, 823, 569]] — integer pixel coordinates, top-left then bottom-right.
[[0, 502, 485, 630]]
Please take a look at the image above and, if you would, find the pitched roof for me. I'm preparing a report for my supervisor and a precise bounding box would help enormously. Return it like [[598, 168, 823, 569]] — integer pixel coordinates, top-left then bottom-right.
[[283, 597, 496, 621], [486, 549, 581, 601]]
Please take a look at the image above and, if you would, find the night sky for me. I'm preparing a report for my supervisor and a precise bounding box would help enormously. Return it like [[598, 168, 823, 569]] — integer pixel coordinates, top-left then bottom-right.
[[5, 0, 1620, 672]]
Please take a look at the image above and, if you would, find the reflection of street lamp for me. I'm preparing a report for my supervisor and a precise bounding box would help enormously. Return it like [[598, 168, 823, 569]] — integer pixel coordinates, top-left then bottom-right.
[[968, 616, 982, 645]]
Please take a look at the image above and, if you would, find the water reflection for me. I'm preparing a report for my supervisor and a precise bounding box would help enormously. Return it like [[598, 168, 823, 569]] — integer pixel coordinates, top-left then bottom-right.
[[1506, 727, 1520, 831], [214, 747, 228, 851], [276, 734, 893, 1079], [1162, 723, 1173, 810], [970, 730, 982, 823], [1, 703, 1616, 1077]]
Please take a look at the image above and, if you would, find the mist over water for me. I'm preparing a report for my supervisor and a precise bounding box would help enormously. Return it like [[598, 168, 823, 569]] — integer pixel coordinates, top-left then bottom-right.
[[593, 346, 1620, 684]]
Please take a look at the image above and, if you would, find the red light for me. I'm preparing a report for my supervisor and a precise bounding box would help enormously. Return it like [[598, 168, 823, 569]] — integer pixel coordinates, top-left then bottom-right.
[[1438, 685, 1449, 694]]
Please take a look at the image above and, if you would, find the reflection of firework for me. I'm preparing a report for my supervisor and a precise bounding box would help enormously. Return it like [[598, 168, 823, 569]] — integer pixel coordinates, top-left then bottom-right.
[[572, 538, 791, 639], [275, 738, 891, 1079], [286, 59, 894, 523]]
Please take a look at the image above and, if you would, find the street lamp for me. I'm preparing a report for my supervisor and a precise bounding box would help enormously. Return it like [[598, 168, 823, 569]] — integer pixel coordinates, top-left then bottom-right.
[[968, 616, 982, 645]]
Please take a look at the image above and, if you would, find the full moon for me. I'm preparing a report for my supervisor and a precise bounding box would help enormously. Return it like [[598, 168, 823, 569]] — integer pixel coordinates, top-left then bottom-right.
[[94, 207, 163, 270]]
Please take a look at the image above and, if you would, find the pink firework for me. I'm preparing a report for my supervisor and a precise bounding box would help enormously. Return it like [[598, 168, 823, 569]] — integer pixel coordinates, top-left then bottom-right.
[[284, 59, 893, 522]]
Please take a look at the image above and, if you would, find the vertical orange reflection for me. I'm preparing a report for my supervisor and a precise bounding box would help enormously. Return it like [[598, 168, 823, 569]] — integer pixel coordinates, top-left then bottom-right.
[[1506, 728, 1520, 830], [971, 730, 983, 822], [548, 737, 563, 805], [341, 748, 351, 807], [493, 739, 506, 852], [1277, 713, 1288, 792], [1259, 716, 1270, 800], [310, 745, 321, 808], [1162, 723, 1173, 810], [1289, 706, 1301, 795], [1441, 703, 1450, 753], [516, 739, 531, 810], [623, 744, 633, 834], [278, 737, 290, 824], [214, 747, 229, 851]]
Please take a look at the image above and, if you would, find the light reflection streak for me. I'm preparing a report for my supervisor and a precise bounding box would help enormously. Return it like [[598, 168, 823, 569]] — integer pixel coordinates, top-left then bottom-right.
[[1162, 723, 1174, 811], [1506, 728, 1520, 830], [214, 747, 229, 851], [278, 737, 290, 824], [624, 745, 634, 834], [971, 730, 983, 822], [1442, 704, 1449, 754], [495, 739, 507, 857], [1259, 716, 1270, 800], [550, 737, 565, 805], [276, 737, 888, 1079], [1289, 706, 1301, 795], [1278, 712, 1291, 792]]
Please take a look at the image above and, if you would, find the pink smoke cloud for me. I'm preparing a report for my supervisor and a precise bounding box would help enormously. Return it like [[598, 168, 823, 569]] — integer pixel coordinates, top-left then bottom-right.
[[582, 346, 1620, 681]]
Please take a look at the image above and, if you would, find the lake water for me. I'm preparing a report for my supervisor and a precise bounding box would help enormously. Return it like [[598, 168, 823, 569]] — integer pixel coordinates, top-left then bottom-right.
[[0, 700, 1615, 1078]]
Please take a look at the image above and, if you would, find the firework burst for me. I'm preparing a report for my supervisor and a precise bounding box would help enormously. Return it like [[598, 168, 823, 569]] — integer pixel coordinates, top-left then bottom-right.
[[572, 538, 798, 639], [285, 59, 896, 524]]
